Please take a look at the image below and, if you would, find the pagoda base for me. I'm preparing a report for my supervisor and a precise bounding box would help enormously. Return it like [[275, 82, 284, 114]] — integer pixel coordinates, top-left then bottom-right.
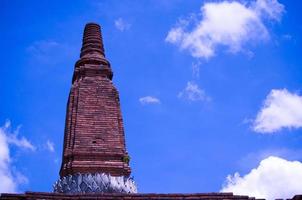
[[53, 173, 137, 194]]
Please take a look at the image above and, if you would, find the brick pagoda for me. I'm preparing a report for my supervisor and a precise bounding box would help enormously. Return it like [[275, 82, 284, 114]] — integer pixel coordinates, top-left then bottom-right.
[[60, 23, 131, 178], [52, 23, 136, 193]]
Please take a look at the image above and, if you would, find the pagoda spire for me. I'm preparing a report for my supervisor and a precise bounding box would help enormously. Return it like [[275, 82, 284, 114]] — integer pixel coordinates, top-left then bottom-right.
[[72, 23, 113, 83], [80, 23, 105, 58], [54, 22, 137, 194]]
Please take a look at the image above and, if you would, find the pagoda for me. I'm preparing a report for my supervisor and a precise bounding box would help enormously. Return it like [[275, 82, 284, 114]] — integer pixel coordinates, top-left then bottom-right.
[[53, 23, 136, 193]]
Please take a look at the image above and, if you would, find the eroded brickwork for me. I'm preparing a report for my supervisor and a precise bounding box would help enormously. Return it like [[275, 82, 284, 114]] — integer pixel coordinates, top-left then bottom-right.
[[60, 23, 131, 177]]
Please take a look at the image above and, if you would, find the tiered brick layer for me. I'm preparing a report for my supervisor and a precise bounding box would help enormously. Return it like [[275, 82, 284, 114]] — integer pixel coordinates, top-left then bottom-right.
[[60, 23, 130, 177]]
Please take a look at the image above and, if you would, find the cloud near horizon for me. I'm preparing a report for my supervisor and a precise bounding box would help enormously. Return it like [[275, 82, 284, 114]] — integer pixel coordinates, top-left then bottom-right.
[[253, 89, 302, 133], [166, 0, 284, 59], [221, 156, 302, 200], [0, 120, 34, 193]]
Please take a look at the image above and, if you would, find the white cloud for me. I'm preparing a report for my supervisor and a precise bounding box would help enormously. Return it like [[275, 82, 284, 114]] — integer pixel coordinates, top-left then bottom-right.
[[221, 156, 302, 200], [0, 120, 34, 193], [0, 126, 14, 193], [5, 125, 36, 151], [166, 0, 284, 59], [139, 96, 160, 105], [46, 140, 55, 153], [253, 89, 302, 133], [253, 0, 284, 21], [178, 81, 209, 102], [114, 18, 131, 31], [14, 171, 29, 186]]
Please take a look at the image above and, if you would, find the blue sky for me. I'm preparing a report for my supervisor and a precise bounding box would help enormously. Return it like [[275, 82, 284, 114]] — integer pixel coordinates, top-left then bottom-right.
[[1, 0, 302, 199]]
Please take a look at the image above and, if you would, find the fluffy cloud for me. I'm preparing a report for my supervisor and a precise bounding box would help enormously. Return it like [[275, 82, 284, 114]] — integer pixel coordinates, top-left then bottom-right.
[[0, 120, 34, 193], [114, 18, 131, 31], [178, 81, 209, 102], [253, 89, 302, 133], [166, 0, 284, 59], [221, 156, 302, 200], [139, 96, 161, 105]]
